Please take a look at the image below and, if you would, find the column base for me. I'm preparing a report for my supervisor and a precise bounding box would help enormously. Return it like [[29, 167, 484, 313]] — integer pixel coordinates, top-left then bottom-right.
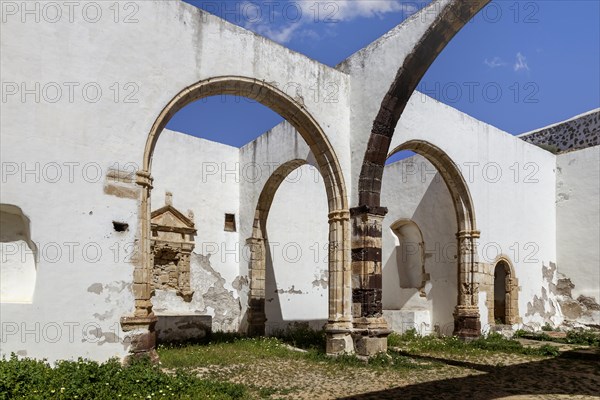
[[453, 307, 481, 339], [121, 314, 159, 362], [325, 321, 354, 355], [352, 317, 390, 356]]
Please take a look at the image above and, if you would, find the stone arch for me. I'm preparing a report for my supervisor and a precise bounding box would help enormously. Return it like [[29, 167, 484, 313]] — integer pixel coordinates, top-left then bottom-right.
[[123, 76, 352, 355], [350, 1, 490, 351], [489, 256, 519, 325], [387, 140, 481, 338], [357, 0, 490, 208]]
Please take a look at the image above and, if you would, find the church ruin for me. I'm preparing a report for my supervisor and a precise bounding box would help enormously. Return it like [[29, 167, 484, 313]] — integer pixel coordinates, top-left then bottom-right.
[[1, 0, 598, 361]]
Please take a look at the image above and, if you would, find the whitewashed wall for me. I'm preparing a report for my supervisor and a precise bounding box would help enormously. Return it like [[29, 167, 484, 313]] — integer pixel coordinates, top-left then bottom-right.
[[264, 165, 329, 333], [556, 146, 600, 300], [381, 156, 457, 334]]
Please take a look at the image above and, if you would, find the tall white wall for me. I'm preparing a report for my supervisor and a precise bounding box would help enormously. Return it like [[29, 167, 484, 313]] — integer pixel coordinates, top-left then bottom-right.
[[556, 146, 600, 301]]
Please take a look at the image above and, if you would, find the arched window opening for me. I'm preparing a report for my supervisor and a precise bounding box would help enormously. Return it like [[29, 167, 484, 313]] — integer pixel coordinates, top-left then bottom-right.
[[0, 204, 37, 304]]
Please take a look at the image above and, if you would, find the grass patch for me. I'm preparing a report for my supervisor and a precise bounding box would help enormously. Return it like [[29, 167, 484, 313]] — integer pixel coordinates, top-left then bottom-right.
[[0, 354, 248, 400], [388, 329, 560, 357], [514, 329, 600, 347]]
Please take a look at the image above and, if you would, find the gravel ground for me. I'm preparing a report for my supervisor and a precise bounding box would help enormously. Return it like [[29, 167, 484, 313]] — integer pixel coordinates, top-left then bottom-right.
[[189, 348, 600, 399]]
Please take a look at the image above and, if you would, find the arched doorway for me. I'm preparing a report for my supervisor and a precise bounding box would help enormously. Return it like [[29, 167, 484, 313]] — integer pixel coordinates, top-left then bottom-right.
[[123, 76, 353, 356], [247, 160, 329, 335], [387, 140, 480, 338], [490, 257, 519, 325]]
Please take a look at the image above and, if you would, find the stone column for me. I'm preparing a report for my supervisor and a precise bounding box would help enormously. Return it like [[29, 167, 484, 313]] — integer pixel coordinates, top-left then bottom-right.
[[453, 230, 481, 339], [349, 206, 390, 356], [120, 170, 158, 360], [325, 210, 354, 355], [246, 236, 266, 336]]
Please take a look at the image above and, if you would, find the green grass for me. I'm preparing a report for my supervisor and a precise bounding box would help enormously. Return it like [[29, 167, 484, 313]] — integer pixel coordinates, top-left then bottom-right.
[[4, 326, 572, 399], [0, 354, 248, 400], [387, 329, 560, 357], [513, 329, 600, 347]]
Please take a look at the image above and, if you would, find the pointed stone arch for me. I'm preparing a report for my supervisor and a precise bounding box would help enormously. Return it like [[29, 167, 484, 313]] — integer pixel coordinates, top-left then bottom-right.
[[122, 76, 352, 356]]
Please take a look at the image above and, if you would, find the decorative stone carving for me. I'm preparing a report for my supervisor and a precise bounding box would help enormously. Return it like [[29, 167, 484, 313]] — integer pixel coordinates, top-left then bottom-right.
[[150, 193, 196, 302]]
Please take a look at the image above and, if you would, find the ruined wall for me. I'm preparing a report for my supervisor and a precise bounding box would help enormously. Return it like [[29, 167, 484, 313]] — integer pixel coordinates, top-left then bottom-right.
[[381, 155, 457, 334], [555, 145, 600, 325], [519, 110, 600, 153], [0, 0, 350, 361], [150, 129, 242, 332]]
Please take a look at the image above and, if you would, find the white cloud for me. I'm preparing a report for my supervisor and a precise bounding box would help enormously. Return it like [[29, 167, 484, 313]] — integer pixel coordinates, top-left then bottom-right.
[[243, 0, 412, 44], [326, 0, 414, 21], [514, 52, 530, 72], [484, 57, 506, 68]]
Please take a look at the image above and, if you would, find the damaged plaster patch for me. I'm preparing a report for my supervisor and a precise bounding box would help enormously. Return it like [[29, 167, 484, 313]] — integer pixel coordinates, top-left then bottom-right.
[[195, 253, 241, 331], [312, 271, 328, 289], [87, 283, 103, 294], [232, 275, 248, 291], [83, 327, 121, 345], [526, 287, 556, 319], [553, 272, 600, 326], [275, 285, 303, 294], [526, 263, 561, 325]]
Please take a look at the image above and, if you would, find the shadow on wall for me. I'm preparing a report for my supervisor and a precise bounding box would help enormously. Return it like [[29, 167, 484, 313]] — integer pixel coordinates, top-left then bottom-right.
[[382, 172, 457, 333], [0, 204, 37, 304]]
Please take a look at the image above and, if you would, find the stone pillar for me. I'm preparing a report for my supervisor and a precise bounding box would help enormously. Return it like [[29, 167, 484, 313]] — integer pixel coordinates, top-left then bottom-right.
[[325, 210, 354, 355], [121, 170, 158, 360], [453, 230, 481, 339], [247, 236, 266, 336], [349, 206, 390, 356]]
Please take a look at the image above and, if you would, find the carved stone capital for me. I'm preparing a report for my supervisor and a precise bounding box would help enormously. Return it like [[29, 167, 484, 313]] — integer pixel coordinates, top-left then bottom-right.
[[136, 170, 154, 189]]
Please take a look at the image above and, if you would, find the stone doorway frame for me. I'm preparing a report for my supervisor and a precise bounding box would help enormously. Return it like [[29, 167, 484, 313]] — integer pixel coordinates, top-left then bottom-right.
[[488, 257, 520, 325], [121, 76, 353, 356]]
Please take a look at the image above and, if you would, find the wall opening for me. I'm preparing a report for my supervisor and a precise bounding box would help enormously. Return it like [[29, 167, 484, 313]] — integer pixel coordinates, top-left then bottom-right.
[[490, 258, 519, 325], [494, 261, 508, 324], [391, 220, 426, 291], [0, 204, 37, 304], [224, 214, 236, 232]]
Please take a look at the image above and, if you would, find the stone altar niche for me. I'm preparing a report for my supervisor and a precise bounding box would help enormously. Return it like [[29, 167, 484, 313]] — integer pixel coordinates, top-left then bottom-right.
[[150, 193, 196, 302]]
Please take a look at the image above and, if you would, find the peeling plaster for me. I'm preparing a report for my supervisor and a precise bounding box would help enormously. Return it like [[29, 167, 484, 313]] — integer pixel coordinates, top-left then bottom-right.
[[87, 283, 103, 294], [275, 285, 303, 294]]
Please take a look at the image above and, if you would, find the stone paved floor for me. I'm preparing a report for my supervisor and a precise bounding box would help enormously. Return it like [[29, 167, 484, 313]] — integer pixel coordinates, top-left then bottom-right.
[[191, 348, 599, 399]]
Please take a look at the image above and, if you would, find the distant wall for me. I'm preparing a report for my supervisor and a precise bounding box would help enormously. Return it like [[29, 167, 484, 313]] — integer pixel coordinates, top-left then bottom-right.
[[519, 110, 600, 153], [556, 146, 600, 302]]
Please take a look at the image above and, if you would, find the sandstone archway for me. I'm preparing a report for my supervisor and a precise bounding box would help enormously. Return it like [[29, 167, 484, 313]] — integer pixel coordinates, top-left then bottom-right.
[[351, 1, 490, 346], [387, 140, 481, 337], [489, 256, 519, 325], [123, 77, 352, 355]]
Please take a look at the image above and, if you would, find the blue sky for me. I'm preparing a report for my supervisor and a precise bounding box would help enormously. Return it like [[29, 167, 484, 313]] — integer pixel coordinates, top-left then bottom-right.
[[168, 0, 600, 149]]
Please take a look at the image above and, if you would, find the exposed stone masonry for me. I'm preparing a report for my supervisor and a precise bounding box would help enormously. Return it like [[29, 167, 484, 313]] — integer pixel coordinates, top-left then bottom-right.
[[520, 110, 600, 153]]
